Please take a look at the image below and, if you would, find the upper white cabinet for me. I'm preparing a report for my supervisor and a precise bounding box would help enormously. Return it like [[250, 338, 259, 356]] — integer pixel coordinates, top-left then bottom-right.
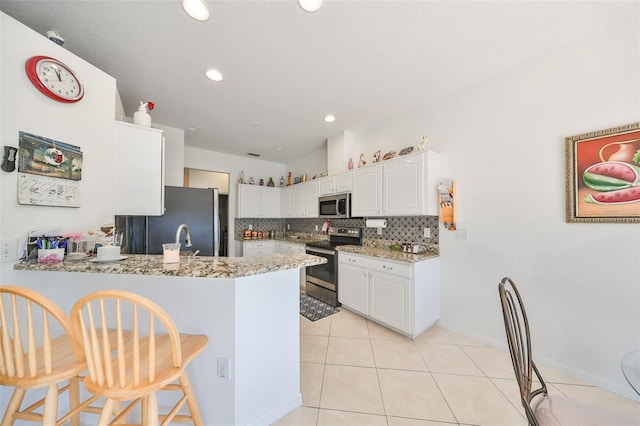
[[351, 164, 383, 217], [292, 183, 306, 217], [113, 121, 164, 216], [237, 185, 281, 218], [304, 180, 319, 217], [281, 186, 293, 218], [352, 151, 440, 217], [319, 172, 352, 196]]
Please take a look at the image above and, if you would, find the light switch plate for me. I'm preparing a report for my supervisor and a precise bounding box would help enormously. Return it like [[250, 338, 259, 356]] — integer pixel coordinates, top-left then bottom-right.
[[423, 228, 431, 238]]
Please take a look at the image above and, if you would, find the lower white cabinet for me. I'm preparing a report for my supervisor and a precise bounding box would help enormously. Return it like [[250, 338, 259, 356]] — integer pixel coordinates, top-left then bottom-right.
[[242, 240, 275, 257], [338, 252, 440, 338], [240, 240, 305, 256]]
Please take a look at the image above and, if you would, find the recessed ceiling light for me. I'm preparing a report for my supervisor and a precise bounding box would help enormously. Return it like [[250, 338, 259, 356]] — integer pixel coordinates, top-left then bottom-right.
[[204, 68, 224, 81], [205, 69, 224, 82], [324, 115, 336, 123], [298, 0, 323, 13], [276, 146, 283, 152], [182, 0, 210, 21]]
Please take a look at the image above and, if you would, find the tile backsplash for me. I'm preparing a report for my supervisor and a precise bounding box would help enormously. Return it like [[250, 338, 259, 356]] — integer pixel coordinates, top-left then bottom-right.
[[235, 216, 439, 245]]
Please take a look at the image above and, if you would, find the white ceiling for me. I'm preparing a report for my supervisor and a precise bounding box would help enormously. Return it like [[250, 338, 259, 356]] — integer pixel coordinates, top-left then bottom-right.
[[1, 1, 633, 163]]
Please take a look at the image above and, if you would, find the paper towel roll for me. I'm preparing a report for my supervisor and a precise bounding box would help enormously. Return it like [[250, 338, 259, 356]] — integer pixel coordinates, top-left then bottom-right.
[[365, 219, 387, 228]]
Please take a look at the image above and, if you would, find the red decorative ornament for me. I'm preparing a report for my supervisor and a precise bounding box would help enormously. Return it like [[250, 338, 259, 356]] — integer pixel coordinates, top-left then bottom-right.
[[147, 101, 155, 110]]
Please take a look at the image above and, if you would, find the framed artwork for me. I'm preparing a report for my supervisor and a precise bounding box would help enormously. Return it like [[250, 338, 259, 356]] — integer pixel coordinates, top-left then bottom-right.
[[565, 122, 640, 223]]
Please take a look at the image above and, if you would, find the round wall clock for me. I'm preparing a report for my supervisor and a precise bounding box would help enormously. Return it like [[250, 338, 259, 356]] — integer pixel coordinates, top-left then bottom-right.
[[25, 55, 84, 103]]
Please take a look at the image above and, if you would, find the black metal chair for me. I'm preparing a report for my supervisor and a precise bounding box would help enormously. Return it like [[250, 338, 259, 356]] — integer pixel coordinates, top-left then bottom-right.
[[498, 277, 637, 426]]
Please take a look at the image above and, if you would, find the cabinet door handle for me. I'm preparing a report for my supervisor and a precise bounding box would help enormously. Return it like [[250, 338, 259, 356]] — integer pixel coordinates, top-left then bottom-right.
[[383, 265, 393, 270]]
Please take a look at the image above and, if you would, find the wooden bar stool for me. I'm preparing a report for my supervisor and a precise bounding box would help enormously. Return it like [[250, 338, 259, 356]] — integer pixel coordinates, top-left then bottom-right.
[[70, 289, 208, 426], [0, 285, 87, 426]]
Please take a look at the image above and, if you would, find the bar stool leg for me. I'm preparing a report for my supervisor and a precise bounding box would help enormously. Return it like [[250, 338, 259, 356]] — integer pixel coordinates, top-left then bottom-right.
[[180, 372, 204, 425], [42, 384, 59, 425], [1, 388, 26, 426]]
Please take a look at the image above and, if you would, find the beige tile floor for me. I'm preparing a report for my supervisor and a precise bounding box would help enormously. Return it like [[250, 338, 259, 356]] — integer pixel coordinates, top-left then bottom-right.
[[274, 307, 640, 426]]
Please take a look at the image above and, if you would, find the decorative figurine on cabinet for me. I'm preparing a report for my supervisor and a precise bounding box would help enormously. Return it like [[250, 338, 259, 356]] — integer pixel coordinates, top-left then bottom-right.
[[259, 178, 264, 186], [358, 153, 367, 167], [418, 136, 429, 151], [238, 171, 246, 184], [373, 150, 381, 163], [268, 177, 275, 187], [348, 158, 354, 170], [248, 176, 255, 185], [280, 176, 285, 187], [287, 172, 292, 186]]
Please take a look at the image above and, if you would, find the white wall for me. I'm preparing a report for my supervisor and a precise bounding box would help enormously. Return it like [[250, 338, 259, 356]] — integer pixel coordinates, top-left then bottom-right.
[[0, 12, 116, 246], [352, 13, 640, 398], [0, 10, 120, 410], [154, 123, 185, 187], [286, 144, 327, 180], [184, 146, 287, 256]]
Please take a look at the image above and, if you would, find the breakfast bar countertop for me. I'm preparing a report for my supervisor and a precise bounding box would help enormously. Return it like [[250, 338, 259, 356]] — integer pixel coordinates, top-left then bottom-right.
[[13, 253, 326, 279]]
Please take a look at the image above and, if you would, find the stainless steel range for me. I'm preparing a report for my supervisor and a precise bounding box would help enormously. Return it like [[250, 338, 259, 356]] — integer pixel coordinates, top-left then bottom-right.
[[305, 226, 363, 307]]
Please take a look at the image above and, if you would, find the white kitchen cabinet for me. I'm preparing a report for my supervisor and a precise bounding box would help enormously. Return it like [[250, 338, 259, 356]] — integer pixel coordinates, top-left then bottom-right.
[[351, 151, 440, 217], [281, 181, 318, 218], [241, 240, 276, 257], [281, 186, 293, 218], [262, 186, 281, 217], [319, 172, 352, 196], [113, 121, 164, 216], [383, 155, 423, 216], [368, 259, 412, 332], [338, 252, 440, 338], [292, 183, 306, 217], [338, 254, 369, 314], [319, 176, 335, 196], [351, 164, 383, 217], [305, 180, 319, 217], [237, 185, 281, 218], [335, 172, 352, 193]]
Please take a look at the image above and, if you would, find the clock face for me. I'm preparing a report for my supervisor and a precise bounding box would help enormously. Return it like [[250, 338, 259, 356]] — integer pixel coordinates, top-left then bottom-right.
[[25, 56, 84, 103]]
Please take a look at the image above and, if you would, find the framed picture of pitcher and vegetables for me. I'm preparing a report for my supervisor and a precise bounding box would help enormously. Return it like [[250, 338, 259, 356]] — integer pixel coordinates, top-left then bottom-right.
[[565, 122, 640, 223]]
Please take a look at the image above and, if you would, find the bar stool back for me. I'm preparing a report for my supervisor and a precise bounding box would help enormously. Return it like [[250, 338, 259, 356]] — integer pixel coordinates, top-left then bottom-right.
[[70, 289, 208, 426], [0, 285, 85, 426]]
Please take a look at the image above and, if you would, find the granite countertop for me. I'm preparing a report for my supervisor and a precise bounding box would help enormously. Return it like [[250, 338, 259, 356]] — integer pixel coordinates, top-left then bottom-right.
[[236, 234, 328, 246], [337, 245, 439, 263], [236, 234, 440, 263], [13, 253, 326, 279]]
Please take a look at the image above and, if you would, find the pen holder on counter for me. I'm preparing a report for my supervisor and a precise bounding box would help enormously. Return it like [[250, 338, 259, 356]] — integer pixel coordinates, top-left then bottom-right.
[[37, 248, 65, 264], [162, 243, 181, 264]]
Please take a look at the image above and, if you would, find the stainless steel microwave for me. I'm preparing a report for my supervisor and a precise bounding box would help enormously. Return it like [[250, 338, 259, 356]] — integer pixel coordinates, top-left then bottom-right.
[[319, 193, 351, 218]]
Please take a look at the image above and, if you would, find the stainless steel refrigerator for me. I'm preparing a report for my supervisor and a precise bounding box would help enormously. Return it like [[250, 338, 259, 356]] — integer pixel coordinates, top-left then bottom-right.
[[116, 186, 222, 256]]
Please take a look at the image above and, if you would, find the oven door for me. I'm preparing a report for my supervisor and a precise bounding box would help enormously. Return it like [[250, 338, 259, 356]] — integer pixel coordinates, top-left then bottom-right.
[[305, 245, 340, 306]]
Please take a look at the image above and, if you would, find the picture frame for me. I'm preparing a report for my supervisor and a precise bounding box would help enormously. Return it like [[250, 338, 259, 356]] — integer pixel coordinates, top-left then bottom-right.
[[565, 122, 640, 223]]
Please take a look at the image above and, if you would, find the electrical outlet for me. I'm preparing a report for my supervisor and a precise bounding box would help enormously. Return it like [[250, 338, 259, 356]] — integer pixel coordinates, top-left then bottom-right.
[[423, 228, 431, 238], [1, 239, 17, 262], [217, 357, 231, 380], [287, 224, 290, 230], [248, 224, 253, 230], [315, 224, 319, 231]]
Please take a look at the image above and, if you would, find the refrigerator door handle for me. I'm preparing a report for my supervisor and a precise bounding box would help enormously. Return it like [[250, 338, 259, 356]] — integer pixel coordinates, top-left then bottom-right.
[[214, 188, 220, 257]]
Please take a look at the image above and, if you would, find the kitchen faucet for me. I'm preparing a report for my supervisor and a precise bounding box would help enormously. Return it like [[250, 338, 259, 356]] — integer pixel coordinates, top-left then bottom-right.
[[175, 224, 193, 247]]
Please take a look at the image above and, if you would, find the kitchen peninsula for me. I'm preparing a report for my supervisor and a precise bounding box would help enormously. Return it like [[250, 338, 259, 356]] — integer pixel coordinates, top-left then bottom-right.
[[13, 253, 326, 425]]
